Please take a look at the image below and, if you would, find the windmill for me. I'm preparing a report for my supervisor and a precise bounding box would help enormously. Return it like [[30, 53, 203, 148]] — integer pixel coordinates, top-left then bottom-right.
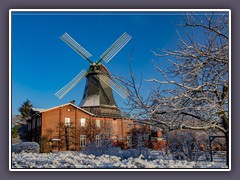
[[55, 32, 132, 117]]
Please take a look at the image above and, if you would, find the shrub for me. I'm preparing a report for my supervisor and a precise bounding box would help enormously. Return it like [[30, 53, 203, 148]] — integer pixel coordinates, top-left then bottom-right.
[[82, 140, 121, 157], [12, 142, 40, 153], [40, 136, 51, 153], [12, 125, 19, 139], [82, 140, 156, 160]]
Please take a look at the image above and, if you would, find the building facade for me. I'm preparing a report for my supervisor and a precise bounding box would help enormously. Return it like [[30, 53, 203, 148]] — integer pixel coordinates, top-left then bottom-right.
[[27, 102, 158, 152]]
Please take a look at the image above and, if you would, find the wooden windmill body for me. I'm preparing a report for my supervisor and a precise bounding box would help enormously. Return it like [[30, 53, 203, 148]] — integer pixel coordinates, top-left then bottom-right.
[[79, 64, 121, 117]]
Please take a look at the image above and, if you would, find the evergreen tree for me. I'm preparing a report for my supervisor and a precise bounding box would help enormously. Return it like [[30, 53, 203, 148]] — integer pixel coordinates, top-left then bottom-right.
[[18, 99, 33, 120]]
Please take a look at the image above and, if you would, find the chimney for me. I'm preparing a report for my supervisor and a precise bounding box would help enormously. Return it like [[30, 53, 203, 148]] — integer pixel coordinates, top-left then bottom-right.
[[70, 100, 75, 104]]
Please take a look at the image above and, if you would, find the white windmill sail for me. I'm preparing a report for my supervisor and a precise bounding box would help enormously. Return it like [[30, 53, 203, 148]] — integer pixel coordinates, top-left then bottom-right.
[[99, 32, 132, 63], [55, 69, 87, 99]]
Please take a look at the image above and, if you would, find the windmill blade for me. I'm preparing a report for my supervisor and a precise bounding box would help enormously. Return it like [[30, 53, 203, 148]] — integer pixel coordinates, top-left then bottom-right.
[[97, 74, 129, 99], [98, 32, 132, 64], [55, 69, 87, 99], [60, 33, 93, 63]]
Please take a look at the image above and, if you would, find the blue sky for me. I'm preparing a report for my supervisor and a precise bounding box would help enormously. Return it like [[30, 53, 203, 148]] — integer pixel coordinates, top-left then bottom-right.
[[11, 11, 185, 115]]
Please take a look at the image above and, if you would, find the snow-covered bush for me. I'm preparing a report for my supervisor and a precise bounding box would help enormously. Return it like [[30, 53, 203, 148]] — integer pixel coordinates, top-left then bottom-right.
[[82, 140, 122, 157], [82, 139, 167, 161], [122, 147, 152, 160], [168, 131, 203, 161], [12, 142, 40, 153]]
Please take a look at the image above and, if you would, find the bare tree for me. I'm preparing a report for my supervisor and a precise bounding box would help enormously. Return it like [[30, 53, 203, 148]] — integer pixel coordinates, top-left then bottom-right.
[[121, 12, 229, 165]]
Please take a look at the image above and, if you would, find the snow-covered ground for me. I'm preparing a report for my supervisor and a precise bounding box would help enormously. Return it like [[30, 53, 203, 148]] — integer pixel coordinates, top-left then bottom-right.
[[12, 142, 40, 153], [11, 151, 227, 169]]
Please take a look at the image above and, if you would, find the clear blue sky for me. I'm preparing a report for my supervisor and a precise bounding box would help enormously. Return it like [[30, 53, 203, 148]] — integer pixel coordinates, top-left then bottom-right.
[[11, 11, 184, 115]]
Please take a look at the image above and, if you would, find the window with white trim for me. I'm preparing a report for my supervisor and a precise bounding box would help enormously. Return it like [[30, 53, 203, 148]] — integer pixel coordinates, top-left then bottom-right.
[[127, 136, 132, 147], [65, 117, 70, 126], [80, 135, 86, 147], [96, 135, 101, 147], [96, 119, 100, 128], [80, 118, 86, 127]]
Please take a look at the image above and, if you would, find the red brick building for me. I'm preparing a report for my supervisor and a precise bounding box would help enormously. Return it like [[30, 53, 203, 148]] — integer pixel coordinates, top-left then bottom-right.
[[27, 102, 156, 152]]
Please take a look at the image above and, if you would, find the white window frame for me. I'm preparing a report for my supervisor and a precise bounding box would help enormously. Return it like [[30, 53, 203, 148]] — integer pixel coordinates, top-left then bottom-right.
[[96, 135, 101, 147], [80, 135, 86, 147], [96, 119, 101, 128], [80, 118, 86, 127], [127, 136, 132, 147], [65, 117, 70, 126]]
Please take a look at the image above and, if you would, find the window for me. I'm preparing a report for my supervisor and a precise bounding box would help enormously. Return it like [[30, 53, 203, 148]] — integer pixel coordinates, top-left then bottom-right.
[[107, 121, 111, 128], [80, 135, 86, 147], [96, 119, 100, 128], [127, 136, 132, 147], [65, 117, 70, 126], [138, 137, 142, 146], [144, 134, 149, 140], [80, 118, 86, 127], [127, 122, 131, 129], [96, 135, 101, 147]]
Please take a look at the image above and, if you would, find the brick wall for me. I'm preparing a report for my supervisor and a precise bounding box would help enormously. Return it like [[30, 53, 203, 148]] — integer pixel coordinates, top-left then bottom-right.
[[29, 104, 162, 152]]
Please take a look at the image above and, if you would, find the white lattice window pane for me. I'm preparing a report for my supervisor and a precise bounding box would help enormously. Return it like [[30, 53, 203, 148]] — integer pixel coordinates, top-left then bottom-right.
[[127, 136, 132, 147], [80, 135, 86, 147], [65, 117, 70, 125], [96, 135, 101, 147], [96, 119, 100, 128], [80, 118, 86, 127]]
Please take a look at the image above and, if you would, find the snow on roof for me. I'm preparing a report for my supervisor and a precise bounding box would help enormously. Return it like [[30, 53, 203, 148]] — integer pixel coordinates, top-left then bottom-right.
[[50, 138, 61, 141], [32, 103, 94, 116], [31, 108, 46, 112]]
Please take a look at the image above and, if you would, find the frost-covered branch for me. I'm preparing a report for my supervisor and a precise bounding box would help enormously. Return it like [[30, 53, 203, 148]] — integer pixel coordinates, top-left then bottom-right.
[[121, 12, 229, 136]]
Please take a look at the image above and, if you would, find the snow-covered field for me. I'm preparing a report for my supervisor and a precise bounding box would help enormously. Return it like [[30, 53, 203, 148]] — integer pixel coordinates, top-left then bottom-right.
[[11, 142, 228, 169], [11, 151, 227, 169]]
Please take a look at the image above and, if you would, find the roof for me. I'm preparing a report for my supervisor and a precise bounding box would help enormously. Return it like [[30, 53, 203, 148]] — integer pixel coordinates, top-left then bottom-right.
[[31, 108, 46, 113], [31, 103, 94, 116]]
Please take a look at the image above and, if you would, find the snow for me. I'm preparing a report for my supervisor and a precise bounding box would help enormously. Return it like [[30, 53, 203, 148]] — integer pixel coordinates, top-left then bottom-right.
[[12, 142, 40, 153], [11, 150, 228, 169]]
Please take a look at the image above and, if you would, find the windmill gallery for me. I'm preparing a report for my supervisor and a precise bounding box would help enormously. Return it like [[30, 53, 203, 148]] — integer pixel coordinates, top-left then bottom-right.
[[27, 32, 165, 152]]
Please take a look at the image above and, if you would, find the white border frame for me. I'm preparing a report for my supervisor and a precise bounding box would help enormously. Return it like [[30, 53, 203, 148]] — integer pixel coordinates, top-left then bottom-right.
[[9, 9, 231, 172]]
